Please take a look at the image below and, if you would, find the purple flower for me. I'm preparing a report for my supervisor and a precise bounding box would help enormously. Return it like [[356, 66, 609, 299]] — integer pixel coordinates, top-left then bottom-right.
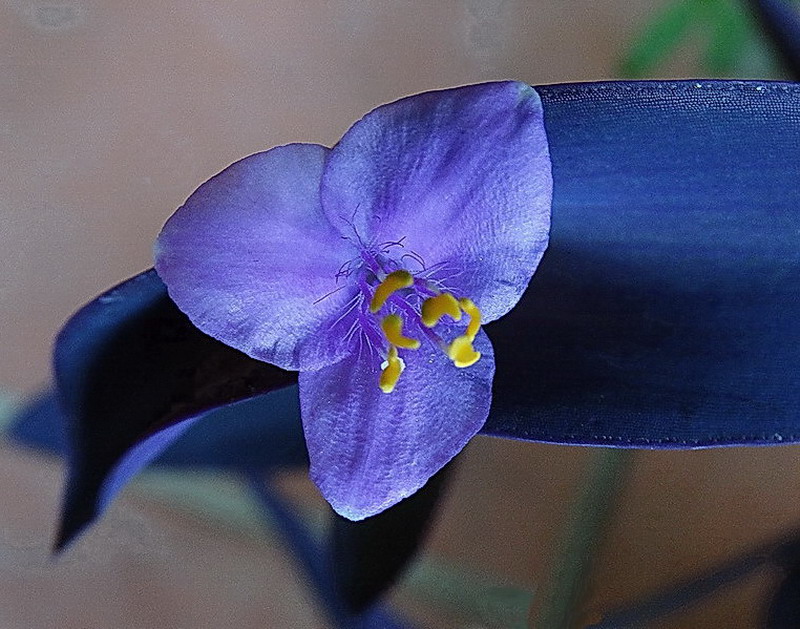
[[154, 81, 552, 519]]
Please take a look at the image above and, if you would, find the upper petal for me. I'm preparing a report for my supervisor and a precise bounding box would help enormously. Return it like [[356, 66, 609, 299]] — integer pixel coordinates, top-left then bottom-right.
[[320, 81, 552, 323], [156, 143, 358, 371], [299, 330, 494, 520]]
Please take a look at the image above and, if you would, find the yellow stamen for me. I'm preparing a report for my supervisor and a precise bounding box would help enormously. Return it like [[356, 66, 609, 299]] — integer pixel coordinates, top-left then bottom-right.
[[379, 345, 404, 393], [421, 293, 462, 327], [381, 314, 420, 350], [369, 270, 413, 313], [447, 335, 481, 368], [458, 298, 481, 340]]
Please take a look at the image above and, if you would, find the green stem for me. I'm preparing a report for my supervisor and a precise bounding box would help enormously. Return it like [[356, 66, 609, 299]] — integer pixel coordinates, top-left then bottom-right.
[[534, 448, 632, 629]]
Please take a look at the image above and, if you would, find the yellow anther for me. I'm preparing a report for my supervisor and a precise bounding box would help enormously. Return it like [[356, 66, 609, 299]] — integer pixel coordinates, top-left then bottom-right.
[[379, 346, 404, 393], [447, 335, 481, 368], [369, 270, 413, 313], [421, 293, 462, 327], [381, 314, 420, 350], [458, 298, 481, 341]]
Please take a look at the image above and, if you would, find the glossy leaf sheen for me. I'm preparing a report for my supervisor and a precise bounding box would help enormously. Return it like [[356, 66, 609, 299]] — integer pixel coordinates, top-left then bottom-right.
[[484, 80, 800, 447]]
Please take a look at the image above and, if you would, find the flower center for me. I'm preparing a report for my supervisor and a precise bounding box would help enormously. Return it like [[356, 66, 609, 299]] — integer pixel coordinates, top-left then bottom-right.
[[365, 268, 483, 393]]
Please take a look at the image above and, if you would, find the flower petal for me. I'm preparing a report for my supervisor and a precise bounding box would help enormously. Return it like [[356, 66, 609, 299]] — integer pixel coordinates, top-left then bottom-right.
[[52, 270, 299, 549], [321, 81, 552, 323], [482, 80, 800, 448], [156, 143, 359, 371], [300, 331, 494, 520]]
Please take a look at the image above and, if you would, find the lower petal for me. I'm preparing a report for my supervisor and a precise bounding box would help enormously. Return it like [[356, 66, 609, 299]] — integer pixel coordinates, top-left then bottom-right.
[[299, 331, 495, 520]]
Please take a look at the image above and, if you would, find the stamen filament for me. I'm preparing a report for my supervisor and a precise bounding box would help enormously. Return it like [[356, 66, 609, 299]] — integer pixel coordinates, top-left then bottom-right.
[[344, 249, 487, 390], [388, 293, 446, 350], [370, 270, 413, 313], [359, 248, 385, 275], [381, 314, 420, 350], [458, 298, 481, 340], [413, 277, 439, 297]]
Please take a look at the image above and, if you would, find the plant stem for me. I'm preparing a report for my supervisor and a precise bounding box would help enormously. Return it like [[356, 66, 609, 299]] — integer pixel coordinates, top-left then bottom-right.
[[534, 448, 632, 629]]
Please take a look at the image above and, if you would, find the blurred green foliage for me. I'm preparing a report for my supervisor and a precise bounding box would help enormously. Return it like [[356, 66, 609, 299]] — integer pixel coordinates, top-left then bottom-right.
[[619, 0, 797, 78]]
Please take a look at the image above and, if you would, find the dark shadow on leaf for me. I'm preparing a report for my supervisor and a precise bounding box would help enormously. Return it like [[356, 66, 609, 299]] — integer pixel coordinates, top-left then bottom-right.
[[330, 462, 453, 613], [484, 81, 800, 448], [54, 271, 298, 550], [486, 236, 800, 447]]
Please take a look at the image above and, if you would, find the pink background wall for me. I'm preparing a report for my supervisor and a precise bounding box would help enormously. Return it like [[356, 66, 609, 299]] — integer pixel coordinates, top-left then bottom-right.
[[2, 1, 797, 627]]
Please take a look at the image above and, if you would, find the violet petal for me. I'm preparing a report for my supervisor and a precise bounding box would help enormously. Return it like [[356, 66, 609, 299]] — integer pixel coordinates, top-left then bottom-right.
[[299, 331, 494, 520], [156, 144, 359, 371], [320, 81, 552, 323]]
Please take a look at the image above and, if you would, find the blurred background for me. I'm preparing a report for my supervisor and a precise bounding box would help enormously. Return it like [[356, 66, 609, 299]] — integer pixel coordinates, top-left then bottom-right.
[[1, 0, 798, 627]]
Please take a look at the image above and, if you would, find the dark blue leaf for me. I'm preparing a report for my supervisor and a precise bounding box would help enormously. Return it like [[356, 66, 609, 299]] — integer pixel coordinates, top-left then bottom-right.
[[152, 387, 306, 469], [8, 394, 69, 455], [750, 0, 800, 78], [766, 539, 800, 628], [9, 390, 306, 470], [247, 475, 416, 629], [53, 270, 298, 550], [330, 462, 452, 614], [484, 80, 800, 448], [766, 567, 800, 628]]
